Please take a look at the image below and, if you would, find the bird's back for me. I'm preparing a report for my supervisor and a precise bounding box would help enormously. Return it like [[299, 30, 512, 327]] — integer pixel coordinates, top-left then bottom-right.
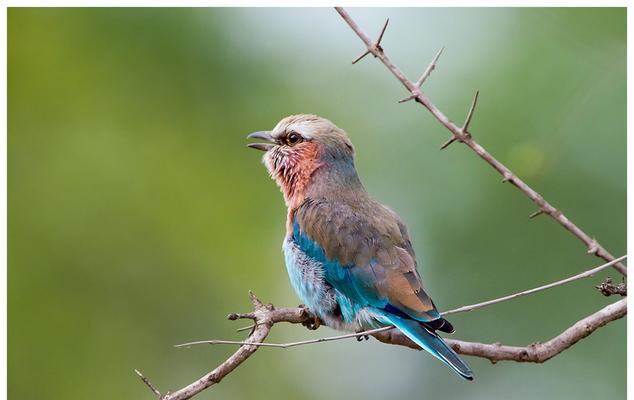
[[290, 193, 445, 326]]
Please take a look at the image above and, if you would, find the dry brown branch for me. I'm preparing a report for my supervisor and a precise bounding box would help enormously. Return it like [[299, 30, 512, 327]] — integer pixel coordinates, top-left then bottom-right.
[[442, 255, 626, 315], [174, 325, 394, 350], [374, 298, 627, 363], [140, 292, 626, 399], [138, 257, 627, 399], [334, 7, 626, 277]]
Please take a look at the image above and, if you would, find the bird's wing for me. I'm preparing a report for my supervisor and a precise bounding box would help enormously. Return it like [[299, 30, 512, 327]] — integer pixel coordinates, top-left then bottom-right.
[[292, 198, 441, 324]]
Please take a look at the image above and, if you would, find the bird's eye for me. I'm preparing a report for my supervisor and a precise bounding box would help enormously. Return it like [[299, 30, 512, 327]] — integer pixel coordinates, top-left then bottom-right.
[[286, 132, 303, 146]]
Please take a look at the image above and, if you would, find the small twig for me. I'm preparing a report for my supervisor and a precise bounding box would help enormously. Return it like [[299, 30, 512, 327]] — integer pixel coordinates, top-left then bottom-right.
[[529, 209, 545, 219], [175, 326, 394, 349], [135, 369, 162, 398], [442, 255, 626, 315], [236, 324, 256, 332]]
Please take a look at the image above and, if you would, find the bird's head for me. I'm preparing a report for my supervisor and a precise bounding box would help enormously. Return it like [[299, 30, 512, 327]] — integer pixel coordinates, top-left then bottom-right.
[[247, 114, 358, 208]]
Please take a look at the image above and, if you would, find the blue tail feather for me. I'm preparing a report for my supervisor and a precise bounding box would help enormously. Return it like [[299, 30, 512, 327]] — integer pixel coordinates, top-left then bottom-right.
[[378, 311, 474, 381]]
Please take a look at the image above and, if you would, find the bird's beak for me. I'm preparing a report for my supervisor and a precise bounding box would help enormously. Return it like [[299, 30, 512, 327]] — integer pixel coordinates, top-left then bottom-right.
[[246, 131, 275, 151]]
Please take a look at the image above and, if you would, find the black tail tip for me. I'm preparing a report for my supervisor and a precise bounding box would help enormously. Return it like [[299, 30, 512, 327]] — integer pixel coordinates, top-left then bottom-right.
[[462, 373, 475, 381]]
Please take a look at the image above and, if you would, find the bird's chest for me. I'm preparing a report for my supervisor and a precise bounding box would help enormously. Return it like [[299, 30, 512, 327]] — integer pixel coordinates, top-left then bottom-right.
[[282, 236, 337, 314]]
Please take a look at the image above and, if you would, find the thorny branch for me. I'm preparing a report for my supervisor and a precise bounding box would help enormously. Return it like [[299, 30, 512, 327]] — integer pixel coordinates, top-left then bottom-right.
[[334, 7, 627, 277], [137, 257, 627, 399], [135, 9, 627, 400]]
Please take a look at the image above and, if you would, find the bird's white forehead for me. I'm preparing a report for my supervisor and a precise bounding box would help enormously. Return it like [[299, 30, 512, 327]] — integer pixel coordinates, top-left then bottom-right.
[[272, 120, 319, 140]]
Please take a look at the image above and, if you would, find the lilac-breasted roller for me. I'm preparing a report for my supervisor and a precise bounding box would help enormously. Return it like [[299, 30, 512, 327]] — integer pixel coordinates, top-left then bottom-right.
[[247, 114, 473, 380]]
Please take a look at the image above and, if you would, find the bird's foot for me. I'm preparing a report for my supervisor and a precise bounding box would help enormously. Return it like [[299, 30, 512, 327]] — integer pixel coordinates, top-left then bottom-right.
[[355, 332, 370, 342], [299, 307, 321, 331], [302, 318, 321, 331]]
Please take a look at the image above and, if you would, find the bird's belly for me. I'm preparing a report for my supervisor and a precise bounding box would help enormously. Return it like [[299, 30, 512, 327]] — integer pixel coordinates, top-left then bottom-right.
[[283, 236, 360, 331], [282, 237, 334, 314]]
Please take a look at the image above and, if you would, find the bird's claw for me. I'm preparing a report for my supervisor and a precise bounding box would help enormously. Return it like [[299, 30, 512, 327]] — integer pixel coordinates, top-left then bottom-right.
[[301, 310, 321, 331], [356, 333, 370, 342]]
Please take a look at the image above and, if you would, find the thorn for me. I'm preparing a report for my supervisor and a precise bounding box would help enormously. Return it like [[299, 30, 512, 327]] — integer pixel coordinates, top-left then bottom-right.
[[398, 94, 416, 103], [376, 18, 390, 46], [248, 290, 258, 304], [351, 49, 371, 64], [236, 324, 256, 332], [134, 369, 162, 398], [248, 290, 268, 311], [351, 18, 389, 65], [529, 209, 544, 219], [462, 90, 480, 133], [587, 239, 599, 255], [502, 171, 513, 183], [416, 46, 445, 87], [440, 137, 457, 150]]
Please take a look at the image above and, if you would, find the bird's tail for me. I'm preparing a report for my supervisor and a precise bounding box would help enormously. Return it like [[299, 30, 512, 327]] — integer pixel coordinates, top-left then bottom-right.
[[379, 312, 474, 381]]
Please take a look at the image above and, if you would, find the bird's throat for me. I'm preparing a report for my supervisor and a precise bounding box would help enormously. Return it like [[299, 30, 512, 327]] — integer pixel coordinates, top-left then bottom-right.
[[267, 143, 322, 210]]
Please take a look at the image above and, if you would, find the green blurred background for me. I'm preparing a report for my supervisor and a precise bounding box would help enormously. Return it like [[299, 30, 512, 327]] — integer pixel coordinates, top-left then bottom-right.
[[8, 7, 626, 400]]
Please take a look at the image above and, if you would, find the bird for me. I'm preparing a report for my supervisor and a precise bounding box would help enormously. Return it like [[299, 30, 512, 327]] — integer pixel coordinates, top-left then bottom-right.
[[247, 114, 473, 380]]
